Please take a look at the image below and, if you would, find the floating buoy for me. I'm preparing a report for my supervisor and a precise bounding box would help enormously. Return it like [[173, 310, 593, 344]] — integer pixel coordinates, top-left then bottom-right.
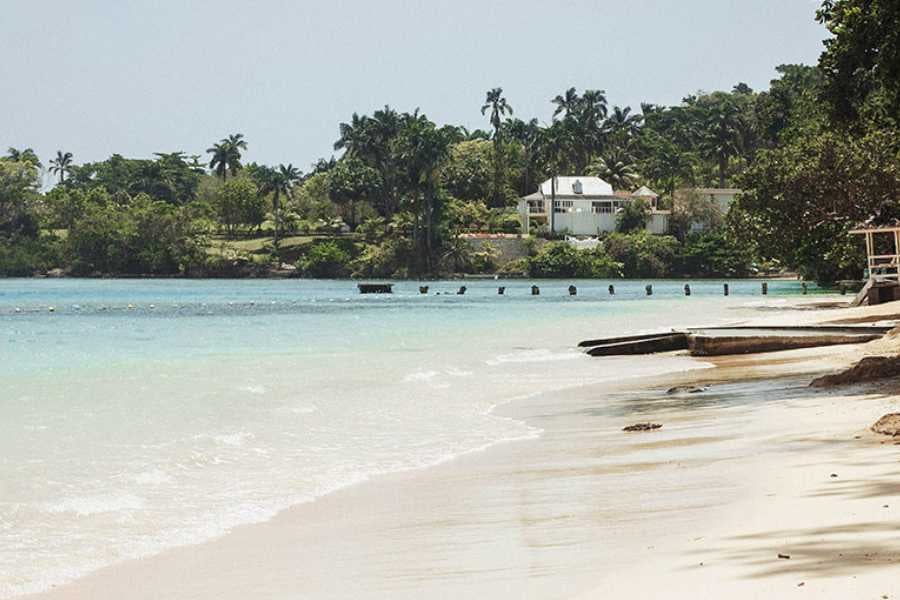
[[48, 306, 55, 312], [457, 286, 467, 295], [127, 304, 135, 310], [568, 285, 577, 296], [15, 307, 21, 313]]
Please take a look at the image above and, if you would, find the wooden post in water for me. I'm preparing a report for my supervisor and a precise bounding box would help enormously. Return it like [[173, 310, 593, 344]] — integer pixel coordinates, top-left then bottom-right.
[[568, 285, 577, 296], [645, 284, 653, 296], [457, 286, 467, 295], [723, 283, 729, 296], [498, 286, 505, 295], [419, 286, 429, 294], [608, 285, 615, 295], [531, 285, 540, 296], [684, 284, 691, 296], [761, 282, 768, 295], [801, 282, 808, 295]]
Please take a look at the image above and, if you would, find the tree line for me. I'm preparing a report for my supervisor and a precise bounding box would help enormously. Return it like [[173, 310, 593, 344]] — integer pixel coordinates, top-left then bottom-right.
[[1, 0, 897, 282]]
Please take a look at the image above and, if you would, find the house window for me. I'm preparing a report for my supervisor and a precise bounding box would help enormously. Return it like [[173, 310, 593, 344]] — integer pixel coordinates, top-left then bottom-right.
[[528, 200, 545, 213], [553, 200, 573, 213], [591, 201, 613, 214]]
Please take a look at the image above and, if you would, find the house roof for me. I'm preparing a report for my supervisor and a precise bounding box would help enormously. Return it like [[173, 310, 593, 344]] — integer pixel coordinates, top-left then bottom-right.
[[632, 185, 659, 198], [539, 176, 613, 197]]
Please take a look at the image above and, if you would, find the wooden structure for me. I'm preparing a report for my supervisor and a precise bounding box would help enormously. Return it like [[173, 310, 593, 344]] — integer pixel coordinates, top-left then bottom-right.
[[357, 283, 393, 294], [849, 223, 900, 305], [579, 326, 892, 357]]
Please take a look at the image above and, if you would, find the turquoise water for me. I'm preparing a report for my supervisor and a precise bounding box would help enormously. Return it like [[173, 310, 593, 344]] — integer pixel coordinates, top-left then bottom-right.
[[0, 278, 816, 597]]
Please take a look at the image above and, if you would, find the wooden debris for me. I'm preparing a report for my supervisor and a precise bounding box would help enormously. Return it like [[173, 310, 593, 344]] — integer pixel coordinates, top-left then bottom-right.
[[623, 423, 662, 432]]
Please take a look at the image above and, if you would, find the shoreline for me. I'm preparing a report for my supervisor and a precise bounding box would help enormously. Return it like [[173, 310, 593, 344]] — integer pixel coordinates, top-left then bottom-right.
[[20, 299, 900, 600]]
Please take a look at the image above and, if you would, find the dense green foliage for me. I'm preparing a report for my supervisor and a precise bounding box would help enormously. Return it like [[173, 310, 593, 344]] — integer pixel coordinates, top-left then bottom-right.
[[2, 1, 897, 281]]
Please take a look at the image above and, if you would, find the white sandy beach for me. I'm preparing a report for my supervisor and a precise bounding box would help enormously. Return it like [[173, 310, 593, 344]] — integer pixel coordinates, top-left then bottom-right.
[[21, 299, 900, 600]]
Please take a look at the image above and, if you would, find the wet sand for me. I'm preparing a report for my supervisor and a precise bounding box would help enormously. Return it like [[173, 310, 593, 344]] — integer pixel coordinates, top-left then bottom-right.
[[26, 300, 900, 600]]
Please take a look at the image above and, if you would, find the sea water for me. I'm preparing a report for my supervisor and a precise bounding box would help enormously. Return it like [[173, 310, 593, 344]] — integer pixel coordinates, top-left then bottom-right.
[[0, 278, 816, 596]]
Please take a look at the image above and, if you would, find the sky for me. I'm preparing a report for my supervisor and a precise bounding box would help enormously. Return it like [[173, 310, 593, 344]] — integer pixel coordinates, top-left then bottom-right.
[[1, 0, 828, 174]]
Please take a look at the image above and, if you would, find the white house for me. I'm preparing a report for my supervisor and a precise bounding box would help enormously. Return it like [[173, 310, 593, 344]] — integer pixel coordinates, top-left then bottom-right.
[[518, 176, 670, 236]]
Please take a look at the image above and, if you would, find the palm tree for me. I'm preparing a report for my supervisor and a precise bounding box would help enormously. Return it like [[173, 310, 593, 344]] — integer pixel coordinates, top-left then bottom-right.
[[206, 133, 247, 181], [551, 87, 581, 119], [502, 117, 542, 195], [700, 100, 743, 187], [257, 163, 301, 256], [6, 147, 42, 169], [333, 113, 370, 156], [48, 151, 74, 184], [481, 87, 513, 207], [588, 151, 639, 190], [605, 106, 643, 139]]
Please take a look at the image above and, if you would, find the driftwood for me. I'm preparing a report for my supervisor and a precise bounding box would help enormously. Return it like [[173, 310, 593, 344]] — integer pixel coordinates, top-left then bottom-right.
[[623, 423, 662, 432]]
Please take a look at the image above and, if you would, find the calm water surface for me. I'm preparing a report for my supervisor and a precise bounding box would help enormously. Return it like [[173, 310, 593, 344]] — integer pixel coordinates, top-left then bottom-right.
[[0, 278, 818, 597]]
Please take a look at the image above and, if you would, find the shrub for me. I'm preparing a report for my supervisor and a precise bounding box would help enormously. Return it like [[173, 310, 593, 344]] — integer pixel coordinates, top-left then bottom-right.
[[673, 231, 756, 277], [298, 241, 353, 278], [615, 199, 650, 233], [603, 232, 679, 278], [527, 241, 622, 278]]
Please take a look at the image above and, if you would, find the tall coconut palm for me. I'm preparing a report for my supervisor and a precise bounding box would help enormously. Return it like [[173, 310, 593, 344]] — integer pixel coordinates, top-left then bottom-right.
[[257, 163, 301, 256], [700, 100, 743, 187], [605, 105, 643, 139], [551, 87, 581, 120], [48, 151, 74, 184], [481, 87, 514, 207], [6, 147, 42, 169], [588, 151, 639, 191], [333, 113, 370, 157]]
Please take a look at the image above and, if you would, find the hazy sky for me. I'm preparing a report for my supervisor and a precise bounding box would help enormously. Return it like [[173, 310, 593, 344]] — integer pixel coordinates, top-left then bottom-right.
[[2, 0, 828, 173]]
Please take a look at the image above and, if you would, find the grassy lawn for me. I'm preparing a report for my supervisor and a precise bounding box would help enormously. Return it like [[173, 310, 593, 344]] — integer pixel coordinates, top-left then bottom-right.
[[205, 234, 359, 258]]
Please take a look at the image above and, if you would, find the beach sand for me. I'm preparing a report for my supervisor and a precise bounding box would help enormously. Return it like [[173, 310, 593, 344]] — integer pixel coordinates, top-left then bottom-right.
[[26, 300, 900, 600]]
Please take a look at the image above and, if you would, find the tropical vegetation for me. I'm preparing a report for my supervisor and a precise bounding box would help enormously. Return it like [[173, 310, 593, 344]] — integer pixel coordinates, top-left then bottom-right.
[[0, 0, 897, 283]]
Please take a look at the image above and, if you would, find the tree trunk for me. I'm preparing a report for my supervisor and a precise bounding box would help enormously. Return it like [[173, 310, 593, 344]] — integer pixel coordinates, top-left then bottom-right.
[[273, 190, 280, 258]]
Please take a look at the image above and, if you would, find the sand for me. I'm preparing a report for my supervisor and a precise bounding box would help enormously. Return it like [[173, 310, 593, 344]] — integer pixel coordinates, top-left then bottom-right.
[[24, 298, 900, 600]]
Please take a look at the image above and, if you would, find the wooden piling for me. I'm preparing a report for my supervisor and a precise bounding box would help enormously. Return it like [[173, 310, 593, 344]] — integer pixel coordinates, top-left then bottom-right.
[[801, 282, 808, 295], [684, 284, 691, 296], [568, 285, 577, 296], [645, 284, 653, 296], [723, 283, 729, 296], [498, 286, 505, 295], [761, 282, 768, 295], [608, 285, 615, 295], [531, 285, 540, 296]]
